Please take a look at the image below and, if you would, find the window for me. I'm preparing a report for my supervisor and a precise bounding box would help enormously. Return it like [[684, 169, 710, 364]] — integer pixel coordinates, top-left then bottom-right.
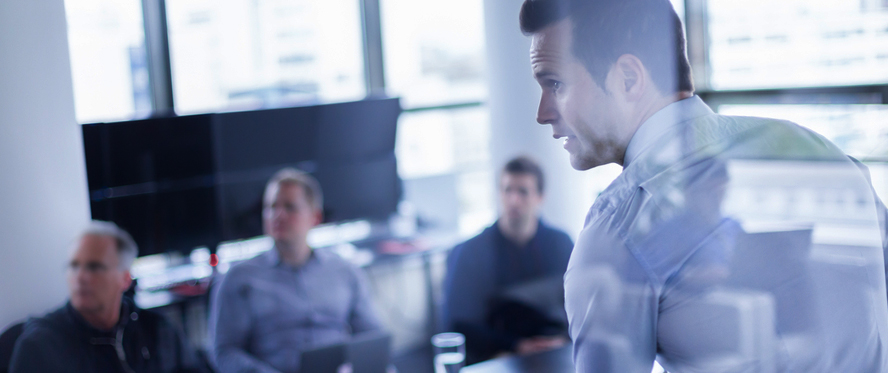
[[381, 0, 493, 236], [64, 0, 151, 123], [165, 0, 366, 114], [706, 0, 888, 90], [697, 0, 888, 214], [395, 106, 494, 236], [380, 0, 487, 109]]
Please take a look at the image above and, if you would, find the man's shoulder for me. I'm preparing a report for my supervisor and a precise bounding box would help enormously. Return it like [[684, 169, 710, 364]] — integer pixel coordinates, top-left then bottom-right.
[[132, 304, 174, 329], [714, 113, 845, 159], [224, 251, 273, 276], [313, 249, 359, 271], [458, 225, 498, 248], [15, 305, 74, 353], [538, 221, 574, 245], [450, 225, 498, 259]]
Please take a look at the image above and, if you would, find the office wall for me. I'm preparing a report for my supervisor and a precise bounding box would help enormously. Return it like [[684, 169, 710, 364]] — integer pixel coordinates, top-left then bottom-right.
[[0, 0, 91, 329], [483, 0, 592, 238]]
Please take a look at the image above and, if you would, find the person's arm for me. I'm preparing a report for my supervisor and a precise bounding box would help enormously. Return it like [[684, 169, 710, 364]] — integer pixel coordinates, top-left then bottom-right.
[[565, 227, 658, 373], [209, 272, 282, 373], [849, 156, 888, 297], [443, 241, 519, 362], [156, 315, 207, 373], [347, 265, 385, 334], [452, 320, 520, 358]]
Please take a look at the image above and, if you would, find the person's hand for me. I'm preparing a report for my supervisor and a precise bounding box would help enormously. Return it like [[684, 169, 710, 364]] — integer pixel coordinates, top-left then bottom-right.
[[515, 335, 569, 355], [337, 362, 353, 373]]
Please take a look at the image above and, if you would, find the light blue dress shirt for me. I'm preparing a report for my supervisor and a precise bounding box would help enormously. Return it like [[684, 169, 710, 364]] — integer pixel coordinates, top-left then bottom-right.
[[209, 248, 384, 373], [566, 96, 888, 372]]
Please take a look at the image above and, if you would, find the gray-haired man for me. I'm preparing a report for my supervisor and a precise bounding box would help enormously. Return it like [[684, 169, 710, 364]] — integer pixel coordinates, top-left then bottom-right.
[[10, 220, 204, 373]]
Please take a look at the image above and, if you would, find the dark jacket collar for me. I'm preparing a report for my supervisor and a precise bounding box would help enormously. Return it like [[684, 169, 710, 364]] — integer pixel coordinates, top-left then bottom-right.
[[492, 217, 547, 249], [57, 297, 135, 340]]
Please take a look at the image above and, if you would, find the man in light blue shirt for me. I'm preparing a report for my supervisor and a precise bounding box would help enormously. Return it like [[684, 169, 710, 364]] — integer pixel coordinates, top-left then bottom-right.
[[209, 169, 384, 373], [519, 0, 888, 371]]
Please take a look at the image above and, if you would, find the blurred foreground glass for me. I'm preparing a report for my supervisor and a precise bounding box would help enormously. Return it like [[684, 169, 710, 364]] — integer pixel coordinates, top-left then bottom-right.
[[64, 0, 151, 123], [431, 332, 465, 373], [707, 0, 888, 90], [380, 0, 488, 108], [165, 0, 366, 114], [717, 104, 888, 205], [717, 104, 888, 160]]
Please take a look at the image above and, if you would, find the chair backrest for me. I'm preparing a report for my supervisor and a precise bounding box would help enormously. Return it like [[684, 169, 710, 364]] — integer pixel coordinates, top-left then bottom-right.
[[0, 321, 25, 373]]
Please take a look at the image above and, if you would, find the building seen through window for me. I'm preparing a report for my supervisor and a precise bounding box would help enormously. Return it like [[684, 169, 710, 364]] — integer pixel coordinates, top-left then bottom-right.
[[64, 0, 151, 123], [380, 0, 487, 109], [707, 0, 888, 90], [165, 0, 366, 114]]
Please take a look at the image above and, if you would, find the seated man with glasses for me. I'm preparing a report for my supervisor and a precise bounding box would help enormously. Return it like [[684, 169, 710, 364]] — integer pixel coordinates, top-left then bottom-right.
[[9, 220, 204, 373]]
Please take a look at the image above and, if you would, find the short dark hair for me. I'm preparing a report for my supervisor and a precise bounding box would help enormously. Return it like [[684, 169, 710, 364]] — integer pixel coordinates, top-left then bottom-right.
[[519, 0, 693, 94], [503, 156, 545, 194]]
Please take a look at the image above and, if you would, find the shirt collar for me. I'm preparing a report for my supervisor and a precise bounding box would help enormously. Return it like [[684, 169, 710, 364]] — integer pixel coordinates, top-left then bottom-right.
[[623, 96, 714, 168], [493, 217, 545, 248], [65, 298, 132, 335], [263, 245, 318, 268]]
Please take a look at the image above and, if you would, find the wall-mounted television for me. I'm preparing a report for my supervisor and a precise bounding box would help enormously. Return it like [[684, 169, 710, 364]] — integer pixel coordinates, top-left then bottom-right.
[[82, 98, 402, 257]]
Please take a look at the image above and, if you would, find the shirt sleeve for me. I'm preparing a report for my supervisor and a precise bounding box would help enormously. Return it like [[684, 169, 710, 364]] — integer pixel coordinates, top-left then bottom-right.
[[347, 264, 385, 335], [209, 271, 282, 373], [443, 240, 520, 361], [564, 229, 658, 373], [443, 243, 490, 329]]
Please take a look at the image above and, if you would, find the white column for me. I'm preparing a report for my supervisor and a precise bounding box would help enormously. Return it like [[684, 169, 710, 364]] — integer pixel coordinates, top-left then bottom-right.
[[0, 0, 91, 329], [482, 0, 592, 239]]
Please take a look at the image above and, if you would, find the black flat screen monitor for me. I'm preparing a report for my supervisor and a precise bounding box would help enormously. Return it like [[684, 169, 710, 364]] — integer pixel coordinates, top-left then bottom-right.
[[82, 98, 402, 256]]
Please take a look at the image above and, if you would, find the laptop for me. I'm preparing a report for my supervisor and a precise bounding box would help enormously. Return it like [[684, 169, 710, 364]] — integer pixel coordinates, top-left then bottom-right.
[[299, 332, 392, 373]]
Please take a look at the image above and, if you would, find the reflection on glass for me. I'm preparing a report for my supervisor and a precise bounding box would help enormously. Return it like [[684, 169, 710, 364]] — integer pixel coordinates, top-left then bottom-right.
[[718, 104, 888, 159], [166, 0, 365, 114], [64, 0, 151, 123], [380, 0, 487, 108], [719, 104, 888, 206], [707, 0, 888, 90]]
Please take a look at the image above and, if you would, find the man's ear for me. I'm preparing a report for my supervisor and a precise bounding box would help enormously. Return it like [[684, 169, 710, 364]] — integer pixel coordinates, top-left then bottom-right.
[[121, 270, 133, 292], [613, 54, 647, 101], [314, 210, 324, 226]]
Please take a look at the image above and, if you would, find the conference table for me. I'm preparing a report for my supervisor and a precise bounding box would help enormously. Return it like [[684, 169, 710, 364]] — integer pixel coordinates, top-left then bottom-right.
[[460, 345, 574, 373], [459, 345, 667, 373]]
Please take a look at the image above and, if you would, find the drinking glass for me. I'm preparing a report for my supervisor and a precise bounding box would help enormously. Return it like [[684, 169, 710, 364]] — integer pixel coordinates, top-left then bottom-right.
[[431, 332, 465, 373]]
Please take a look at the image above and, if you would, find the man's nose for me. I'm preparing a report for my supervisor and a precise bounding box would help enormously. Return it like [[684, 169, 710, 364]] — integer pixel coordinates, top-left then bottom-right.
[[270, 207, 285, 220], [73, 267, 89, 283], [536, 92, 558, 125]]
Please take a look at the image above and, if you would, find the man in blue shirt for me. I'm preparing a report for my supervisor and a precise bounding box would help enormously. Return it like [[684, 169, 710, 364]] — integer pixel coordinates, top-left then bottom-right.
[[209, 168, 384, 373], [443, 156, 574, 364], [519, 0, 888, 372]]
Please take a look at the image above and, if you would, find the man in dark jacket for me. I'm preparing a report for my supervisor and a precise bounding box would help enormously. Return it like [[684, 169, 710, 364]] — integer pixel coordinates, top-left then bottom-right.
[[443, 156, 574, 364], [9, 220, 204, 373]]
